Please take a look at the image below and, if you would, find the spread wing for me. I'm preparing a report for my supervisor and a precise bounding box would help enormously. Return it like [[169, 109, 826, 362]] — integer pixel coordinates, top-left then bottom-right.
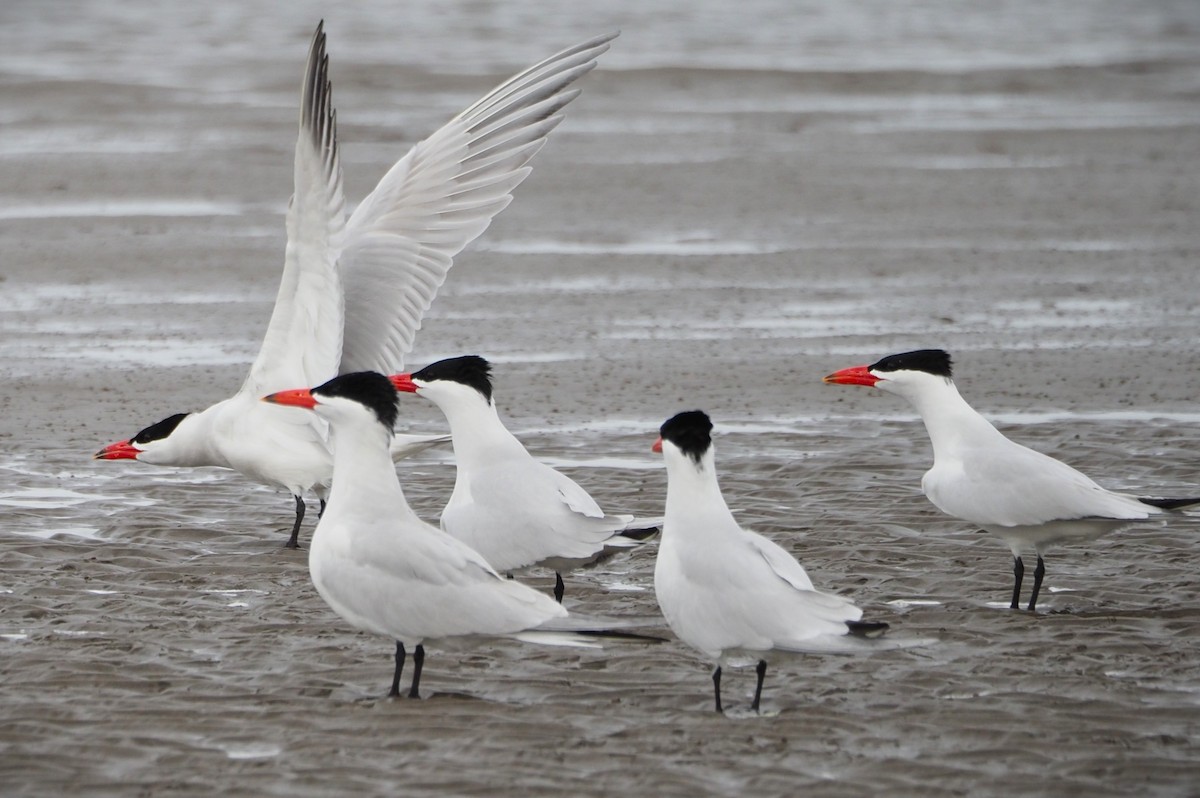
[[241, 21, 346, 398], [337, 32, 617, 375]]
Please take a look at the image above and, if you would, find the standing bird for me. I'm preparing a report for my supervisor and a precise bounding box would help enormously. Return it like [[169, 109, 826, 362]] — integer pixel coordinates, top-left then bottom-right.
[[824, 349, 1200, 611], [653, 410, 903, 714], [94, 23, 617, 547], [262, 371, 586, 699], [391, 356, 659, 602]]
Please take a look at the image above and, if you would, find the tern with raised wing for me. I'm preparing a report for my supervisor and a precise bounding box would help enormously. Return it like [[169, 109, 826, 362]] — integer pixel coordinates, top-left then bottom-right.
[[94, 23, 617, 547]]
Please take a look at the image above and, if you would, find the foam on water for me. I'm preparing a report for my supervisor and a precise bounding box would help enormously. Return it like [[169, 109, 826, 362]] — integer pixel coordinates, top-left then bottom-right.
[[444, 273, 679, 297], [0, 487, 107, 509], [477, 239, 789, 257], [473, 233, 1194, 261], [596, 580, 648, 593], [539, 455, 663, 471], [852, 111, 1200, 135], [0, 200, 248, 221], [2, 0, 1198, 84], [0, 280, 265, 374], [886, 154, 1081, 171], [518, 410, 1200, 439], [1, 282, 268, 310], [0, 457, 177, 542], [212, 741, 284, 761], [27, 338, 252, 368], [17, 527, 104, 541]]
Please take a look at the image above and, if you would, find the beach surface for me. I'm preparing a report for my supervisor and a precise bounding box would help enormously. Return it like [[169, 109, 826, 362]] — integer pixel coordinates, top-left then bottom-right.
[[2, 2, 1200, 795]]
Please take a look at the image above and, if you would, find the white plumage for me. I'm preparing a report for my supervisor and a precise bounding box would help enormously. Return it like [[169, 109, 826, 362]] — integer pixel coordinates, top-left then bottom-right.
[[653, 410, 900, 714], [393, 356, 658, 601]]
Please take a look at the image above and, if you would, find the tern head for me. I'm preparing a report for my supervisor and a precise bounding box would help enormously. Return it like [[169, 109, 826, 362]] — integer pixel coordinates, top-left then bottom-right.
[[653, 410, 714, 466], [823, 349, 954, 398], [94, 413, 193, 463], [264, 371, 399, 431], [390, 355, 494, 407]]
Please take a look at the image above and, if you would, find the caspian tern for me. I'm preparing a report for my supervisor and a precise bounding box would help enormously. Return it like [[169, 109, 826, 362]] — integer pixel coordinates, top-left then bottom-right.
[[391, 356, 659, 602], [94, 23, 617, 548], [653, 410, 905, 714], [824, 349, 1200, 611], [263, 371, 652, 698]]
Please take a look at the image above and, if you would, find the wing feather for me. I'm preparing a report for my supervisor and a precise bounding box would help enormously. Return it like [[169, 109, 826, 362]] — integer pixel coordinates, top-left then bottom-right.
[[925, 439, 1155, 527], [337, 32, 617, 375], [242, 21, 346, 396]]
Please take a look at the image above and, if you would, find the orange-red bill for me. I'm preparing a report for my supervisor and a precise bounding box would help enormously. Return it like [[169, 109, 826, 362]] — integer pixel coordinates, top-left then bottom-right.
[[94, 440, 139, 460], [822, 365, 879, 387], [389, 373, 417, 393], [262, 388, 318, 408], [652, 436, 663, 453]]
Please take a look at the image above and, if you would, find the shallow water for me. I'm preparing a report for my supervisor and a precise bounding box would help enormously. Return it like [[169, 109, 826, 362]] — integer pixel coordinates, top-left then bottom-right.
[[3, 1, 1200, 796]]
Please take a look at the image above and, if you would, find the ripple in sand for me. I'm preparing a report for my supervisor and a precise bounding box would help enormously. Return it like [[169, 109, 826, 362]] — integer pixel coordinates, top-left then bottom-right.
[[886, 599, 943, 609], [477, 237, 788, 257], [0, 199, 246, 221], [597, 580, 648, 593], [211, 741, 284, 761], [0, 487, 106, 509], [7, 525, 103, 541]]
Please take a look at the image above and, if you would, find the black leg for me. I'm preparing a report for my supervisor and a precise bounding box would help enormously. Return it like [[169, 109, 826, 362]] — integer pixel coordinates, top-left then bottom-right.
[[751, 659, 767, 713], [1027, 555, 1046, 612], [286, 494, 305, 549], [553, 572, 565, 604], [389, 642, 405, 698], [712, 666, 723, 713], [407, 644, 425, 698], [1010, 555, 1024, 609]]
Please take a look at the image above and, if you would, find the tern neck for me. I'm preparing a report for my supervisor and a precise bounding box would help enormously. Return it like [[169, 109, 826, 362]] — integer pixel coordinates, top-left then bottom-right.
[[325, 418, 420, 523], [663, 448, 734, 530], [434, 393, 527, 465], [143, 405, 229, 468], [905, 378, 1004, 458]]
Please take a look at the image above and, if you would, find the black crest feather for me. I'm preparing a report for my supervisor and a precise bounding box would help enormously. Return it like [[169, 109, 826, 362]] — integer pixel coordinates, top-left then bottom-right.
[[660, 410, 713, 464], [132, 413, 190, 445], [410, 355, 493, 402], [313, 372, 399, 430], [870, 349, 953, 378]]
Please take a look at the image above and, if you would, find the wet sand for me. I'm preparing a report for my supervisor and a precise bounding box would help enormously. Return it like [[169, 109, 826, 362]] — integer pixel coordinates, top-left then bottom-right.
[[3, 3, 1200, 796]]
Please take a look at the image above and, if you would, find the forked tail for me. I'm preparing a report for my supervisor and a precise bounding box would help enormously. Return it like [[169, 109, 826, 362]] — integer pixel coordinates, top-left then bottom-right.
[[846, 620, 890, 638], [1140, 496, 1200, 511]]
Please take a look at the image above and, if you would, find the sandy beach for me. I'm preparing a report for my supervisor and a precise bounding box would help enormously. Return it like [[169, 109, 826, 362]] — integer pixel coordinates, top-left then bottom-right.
[[2, 2, 1200, 795]]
